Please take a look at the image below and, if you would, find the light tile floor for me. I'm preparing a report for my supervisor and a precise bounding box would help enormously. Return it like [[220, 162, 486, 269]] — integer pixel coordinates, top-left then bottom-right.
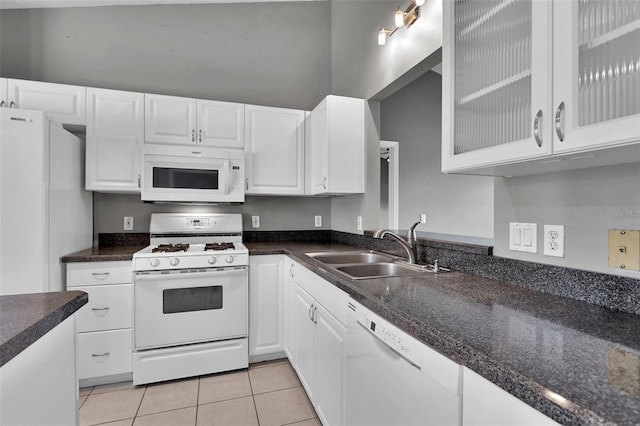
[[78, 359, 321, 426]]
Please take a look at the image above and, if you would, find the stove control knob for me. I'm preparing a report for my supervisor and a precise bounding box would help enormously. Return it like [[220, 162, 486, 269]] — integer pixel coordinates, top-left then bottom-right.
[[150, 259, 160, 268], [208, 257, 217, 265], [170, 258, 180, 267], [225, 255, 235, 264]]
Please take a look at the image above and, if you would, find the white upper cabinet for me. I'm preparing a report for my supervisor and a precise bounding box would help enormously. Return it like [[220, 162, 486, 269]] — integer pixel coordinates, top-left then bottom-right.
[[0, 78, 7, 107], [86, 88, 144, 193], [552, 1, 640, 154], [442, 0, 553, 174], [145, 94, 245, 148], [6, 79, 86, 126], [306, 95, 365, 195], [442, 0, 640, 176], [145, 94, 197, 145], [198, 99, 245, 148], [245, 105, 306, 195]]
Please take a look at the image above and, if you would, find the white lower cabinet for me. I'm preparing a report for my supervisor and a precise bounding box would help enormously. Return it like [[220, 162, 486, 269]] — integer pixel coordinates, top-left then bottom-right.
[[291, 261, 348, 426], [66, 261, 133, 385], [283, 257, 297, 365], [0, 316, 78, 426], [249, 256, 285, 360], [462, 367, 559, 426]]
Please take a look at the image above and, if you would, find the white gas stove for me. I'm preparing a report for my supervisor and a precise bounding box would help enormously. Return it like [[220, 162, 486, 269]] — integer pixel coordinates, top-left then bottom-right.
[[133, 213, 248, 272], [132, 213, 249, 385]]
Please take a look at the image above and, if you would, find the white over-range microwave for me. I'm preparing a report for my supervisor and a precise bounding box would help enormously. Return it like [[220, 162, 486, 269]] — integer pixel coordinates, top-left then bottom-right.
[[142, 145, 245, 203]]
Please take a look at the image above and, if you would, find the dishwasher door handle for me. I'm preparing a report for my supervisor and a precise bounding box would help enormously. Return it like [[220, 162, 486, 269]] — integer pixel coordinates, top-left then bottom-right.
[[356, 320, 421, 370]]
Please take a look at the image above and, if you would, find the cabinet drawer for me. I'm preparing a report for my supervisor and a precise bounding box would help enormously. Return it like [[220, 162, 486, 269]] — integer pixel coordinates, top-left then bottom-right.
[[293, 261, 348, 325], [67, 261, 132, 287], [77, 329, 132, 380], [75, 284, 133, 332]]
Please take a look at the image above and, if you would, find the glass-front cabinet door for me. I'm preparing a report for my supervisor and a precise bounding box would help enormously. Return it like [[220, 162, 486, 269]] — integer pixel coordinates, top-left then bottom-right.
[[442, 0, 553, 173], [553, 0, 640, 154]]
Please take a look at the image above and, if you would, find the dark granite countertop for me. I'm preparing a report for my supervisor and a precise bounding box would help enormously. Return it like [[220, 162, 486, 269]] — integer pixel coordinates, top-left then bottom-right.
[[247, 241, 640, 425], [0, 291, 88, 367], [61, 245, 145, 262]]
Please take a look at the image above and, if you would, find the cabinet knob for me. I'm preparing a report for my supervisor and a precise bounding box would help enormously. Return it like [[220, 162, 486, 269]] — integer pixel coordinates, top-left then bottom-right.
[[555, 102, 565, 142], [533, 110, 543, 148]]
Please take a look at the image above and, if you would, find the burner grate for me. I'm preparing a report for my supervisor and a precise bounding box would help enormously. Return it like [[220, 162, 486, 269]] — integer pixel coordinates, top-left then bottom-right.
[[152, 243, 190, 253], [205, 242, 236, 251]]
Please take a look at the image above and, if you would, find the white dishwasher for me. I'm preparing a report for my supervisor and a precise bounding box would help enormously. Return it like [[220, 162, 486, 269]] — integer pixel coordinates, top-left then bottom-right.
[[345, 299, 462, 426]]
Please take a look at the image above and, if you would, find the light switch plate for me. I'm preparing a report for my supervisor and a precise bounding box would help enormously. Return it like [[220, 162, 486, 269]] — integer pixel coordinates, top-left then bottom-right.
[[315, 216, 322, 227], [608, 229, 640, 271], [357, 216, 363, 231], [251, 216, 260, 228], [510, 222, 537, 253]]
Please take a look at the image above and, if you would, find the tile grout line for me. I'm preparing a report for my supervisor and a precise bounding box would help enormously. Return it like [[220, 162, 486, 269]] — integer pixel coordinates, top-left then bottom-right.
[[246, 368, 261, 425], [195, 377, 201, 426], [132, 384, 148, 422]]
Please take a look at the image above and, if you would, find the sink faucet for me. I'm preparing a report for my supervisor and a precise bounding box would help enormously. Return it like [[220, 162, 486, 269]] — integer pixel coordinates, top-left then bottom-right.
[[373, 217, 425, 264]]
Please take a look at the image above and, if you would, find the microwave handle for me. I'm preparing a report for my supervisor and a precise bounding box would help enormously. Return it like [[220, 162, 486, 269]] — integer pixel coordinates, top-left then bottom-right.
[[223, 160, 231, 194]]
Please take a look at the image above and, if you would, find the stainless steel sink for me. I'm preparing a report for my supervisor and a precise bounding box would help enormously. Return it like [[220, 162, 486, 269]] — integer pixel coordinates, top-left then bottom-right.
[[306, 250, 448, 280], [307, 251, 394, 265], [336, 262, 422, 279]]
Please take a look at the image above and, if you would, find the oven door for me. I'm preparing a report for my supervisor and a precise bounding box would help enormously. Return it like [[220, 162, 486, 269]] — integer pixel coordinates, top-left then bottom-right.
[[134, 266, 248, 350]]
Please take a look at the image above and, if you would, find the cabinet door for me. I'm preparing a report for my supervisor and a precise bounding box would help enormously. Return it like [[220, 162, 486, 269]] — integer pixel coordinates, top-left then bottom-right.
[[144, 94, 196, 144], [293, 284, 316, 399], [552, 1, 640, 154], [245, 105, 306, 195], [462, 367, 558, 425], [197, 99, 245, 148], [86, 88, 144, 193], [306, 100, 329, 194], [441, 0, 553, 173], [7, 79, 86, 126], [249, 256, 284, 357], [314, 302, 346, 426], [0, 77, 7, 106]]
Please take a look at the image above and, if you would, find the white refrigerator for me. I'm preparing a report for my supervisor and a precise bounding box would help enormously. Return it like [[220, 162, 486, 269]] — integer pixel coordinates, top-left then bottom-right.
[[0, 108, 92, 295]]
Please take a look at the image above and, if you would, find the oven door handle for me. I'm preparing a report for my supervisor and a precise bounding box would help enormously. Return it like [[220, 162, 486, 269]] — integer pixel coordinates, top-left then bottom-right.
[[134, 267, 247, 281]]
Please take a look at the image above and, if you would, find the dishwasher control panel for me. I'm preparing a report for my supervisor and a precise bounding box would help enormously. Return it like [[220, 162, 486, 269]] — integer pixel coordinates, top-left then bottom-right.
[[352, 301, 423, 368]]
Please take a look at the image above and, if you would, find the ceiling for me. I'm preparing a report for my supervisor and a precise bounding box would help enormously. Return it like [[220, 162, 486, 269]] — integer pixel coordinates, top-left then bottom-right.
[[0, 0, 327, 9]]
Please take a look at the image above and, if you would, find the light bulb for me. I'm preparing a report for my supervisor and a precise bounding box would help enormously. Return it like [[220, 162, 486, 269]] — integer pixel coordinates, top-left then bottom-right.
[[415, 0, 425, 6], [378, 28, 387, 45], [395, 8, 404, 27]]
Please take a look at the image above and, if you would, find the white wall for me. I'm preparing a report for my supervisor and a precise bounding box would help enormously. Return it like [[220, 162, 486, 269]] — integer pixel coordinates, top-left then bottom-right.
[[494, 163, 640, 278], [380, 71, 494, 238]]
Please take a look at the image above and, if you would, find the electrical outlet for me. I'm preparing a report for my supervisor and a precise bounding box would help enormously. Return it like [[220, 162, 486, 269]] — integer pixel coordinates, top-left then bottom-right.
[[124, 216, 134, 231], [420, 213, 427, 223], [252, 216, 260, 228], [509, 222, 537, 253], [315, 215, 322, 227], [544, 225, 565, 257], [357, 216, 363, 231]]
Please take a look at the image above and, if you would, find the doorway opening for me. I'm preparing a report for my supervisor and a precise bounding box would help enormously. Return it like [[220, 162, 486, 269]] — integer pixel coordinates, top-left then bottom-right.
[[380, 140, 399, 230]]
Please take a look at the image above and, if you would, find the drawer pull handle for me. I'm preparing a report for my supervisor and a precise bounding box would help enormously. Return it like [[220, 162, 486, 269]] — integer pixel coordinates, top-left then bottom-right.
[[91, 272, 110, 280], [91, 352, 110, 358], [91, 307, 110, 312]]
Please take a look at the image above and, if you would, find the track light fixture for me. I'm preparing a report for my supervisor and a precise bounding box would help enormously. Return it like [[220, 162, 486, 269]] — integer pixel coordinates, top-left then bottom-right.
[[377, 0, 424, 46]]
